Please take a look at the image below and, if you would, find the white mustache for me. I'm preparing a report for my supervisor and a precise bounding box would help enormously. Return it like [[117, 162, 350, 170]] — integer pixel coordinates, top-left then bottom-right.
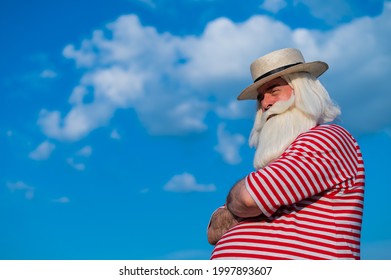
[[261, 93, 295, 125]]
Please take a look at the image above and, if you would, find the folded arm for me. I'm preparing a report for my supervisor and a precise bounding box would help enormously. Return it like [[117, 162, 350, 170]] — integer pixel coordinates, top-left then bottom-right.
[[208, 178, 263, 245], [207, 206, 241, 245], [226, 177, 262, 218]]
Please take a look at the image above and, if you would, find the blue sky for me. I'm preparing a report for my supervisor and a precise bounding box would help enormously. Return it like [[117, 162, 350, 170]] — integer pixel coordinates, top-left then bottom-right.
[[1, 0, 390, 260]]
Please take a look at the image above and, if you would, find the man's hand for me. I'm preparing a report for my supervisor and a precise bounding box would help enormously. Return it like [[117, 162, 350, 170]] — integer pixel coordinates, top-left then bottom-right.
[[207, 207, 241, 245], [208, 178, 263, 245]]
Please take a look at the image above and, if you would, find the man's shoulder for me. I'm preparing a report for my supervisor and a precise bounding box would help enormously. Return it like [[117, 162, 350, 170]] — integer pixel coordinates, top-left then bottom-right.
[[297, 124, 354, 143], [308, 123, 348, 135], [282, 124, 359, 162], [296, 124, 352, 140]]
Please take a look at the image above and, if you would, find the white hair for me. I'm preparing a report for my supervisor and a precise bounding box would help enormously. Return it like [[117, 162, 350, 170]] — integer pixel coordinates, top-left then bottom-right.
[[281, 72, 341, 124]]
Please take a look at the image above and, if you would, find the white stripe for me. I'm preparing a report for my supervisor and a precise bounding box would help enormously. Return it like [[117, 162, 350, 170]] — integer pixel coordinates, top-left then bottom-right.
[[283, 157, 323, 194], [256, 171, 283, 208], [213, 247, 336, 260], [296, 137, 343, 186], [270, 161, 308, 200], [309, 137, 346, 180], [269, 161, 306, 201], [310, 132, 353, 183], [328, 126, 358, 173], [246, 175, 276, 216], [266, 168, 293, 204], [218, 235, 357, 254], [230, 218, 361, 241], [221, 228, 360, 252], [215, 237, 356, 259]]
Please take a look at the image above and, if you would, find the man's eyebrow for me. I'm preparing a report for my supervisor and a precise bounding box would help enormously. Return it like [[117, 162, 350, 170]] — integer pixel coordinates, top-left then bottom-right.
[[262, 82, 281, 93], [257, 84, 275, 100]]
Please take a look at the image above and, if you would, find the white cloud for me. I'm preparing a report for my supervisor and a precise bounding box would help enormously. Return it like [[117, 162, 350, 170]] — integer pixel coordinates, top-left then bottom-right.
[[214, 123, 245, 165], [52, 197, 70, 204], [39, 3, 391, 141], [41, 15, 191, 140], [40, 69, 58, 79], [261, 0, 287, 13], [163, 172, 216, 192], [38, 64, 145, 141], [67, 158, 86, 171], [110, 129, 121, 140], [137, 98, 209, 135], [29, 140, 55, 160], [38, 103, 113, 141], [216, 100, 253, 119], [6, 181, 35, 200], [135, 0, 156, 9], [66, 146, 92, 171], [297, 2, 391, 134], [39, 14, 293, 140], [63, 43, 96, 68], [296, 0, 352, 25], [178, 16, 292, 90], [77, 146, 92, 157]]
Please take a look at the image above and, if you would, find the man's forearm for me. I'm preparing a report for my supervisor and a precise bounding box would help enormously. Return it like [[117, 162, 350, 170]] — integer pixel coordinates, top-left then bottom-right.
[[226, 178, 262, 218], [207, 207, 240, 245]]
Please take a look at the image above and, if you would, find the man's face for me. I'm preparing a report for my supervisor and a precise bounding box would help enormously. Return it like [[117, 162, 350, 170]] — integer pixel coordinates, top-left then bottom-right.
[[257, 77, 293, 112]]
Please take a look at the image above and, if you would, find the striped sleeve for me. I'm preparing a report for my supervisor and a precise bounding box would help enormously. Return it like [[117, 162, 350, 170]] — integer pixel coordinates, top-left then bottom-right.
[[246, 124, 362, 217]]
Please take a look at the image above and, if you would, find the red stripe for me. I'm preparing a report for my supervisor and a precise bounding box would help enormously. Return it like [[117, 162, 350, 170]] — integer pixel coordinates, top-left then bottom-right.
[[247, 173, 274, 214], [297, 137, 339, 187], [273, 161, 307, 201], [226, 221, 360, 241], [313, 131, 353, 184], [217, 235, 359, 253], [262, 169, 287, 206], [212, 244, 357, 260]]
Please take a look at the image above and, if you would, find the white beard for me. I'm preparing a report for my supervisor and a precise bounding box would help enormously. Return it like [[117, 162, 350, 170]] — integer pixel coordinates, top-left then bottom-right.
[[249, 94, 317, 170]]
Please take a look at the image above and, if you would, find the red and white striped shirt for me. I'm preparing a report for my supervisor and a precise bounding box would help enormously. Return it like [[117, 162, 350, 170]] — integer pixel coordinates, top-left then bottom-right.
[[211, 124, 365, 259]]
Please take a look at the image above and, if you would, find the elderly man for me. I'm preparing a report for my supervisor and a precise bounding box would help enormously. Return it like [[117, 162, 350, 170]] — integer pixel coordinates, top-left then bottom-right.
[[207, 48, 365, 260]]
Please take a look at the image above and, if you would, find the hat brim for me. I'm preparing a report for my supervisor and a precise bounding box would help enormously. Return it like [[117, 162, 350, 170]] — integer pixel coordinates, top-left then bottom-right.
[[237, 61, 328, 100]]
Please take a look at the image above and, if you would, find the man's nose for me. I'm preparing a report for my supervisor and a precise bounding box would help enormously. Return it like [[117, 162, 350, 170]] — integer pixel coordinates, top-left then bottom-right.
[[262, 96, 276, 111]]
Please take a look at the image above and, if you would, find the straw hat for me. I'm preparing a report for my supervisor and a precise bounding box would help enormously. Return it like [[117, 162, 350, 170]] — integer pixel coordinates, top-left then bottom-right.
[[237, 48, 328, 100]]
